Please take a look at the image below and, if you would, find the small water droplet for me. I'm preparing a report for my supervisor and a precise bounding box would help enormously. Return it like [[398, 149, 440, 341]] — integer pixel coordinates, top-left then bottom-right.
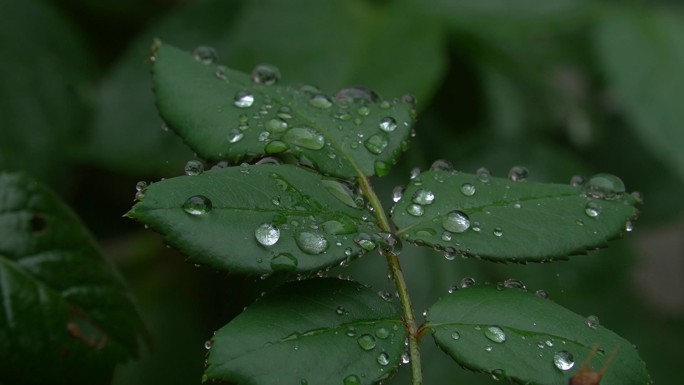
[[377, 352, 390, 366], [355, 234, 376, 251], [135, 181, 148, 192], [585, 201, 601, 218], [270, 253, 297, 272], [335, 306, 346, 315], [183, 195, 212, 215], [184, 160, 204, 176], [357, 106, 371, 116], [485, 345, 493, 352], [375, 327, 390, 339], [374, 160, 390, 176], [441, 231, 452, 241], [585, 173, 626, 200], [215, 65, 229, 80], [476, 167, 491, 183], [227, 129, 244, 144], [401, 93, 417, 105], [570, 175, 586, 187], [234, 91, 255, 108], [401, 353, 410, 364], [625, 220, 634, 232], [553, 351, 575, 371], [406, 204, 424, 217], [503, 278, 526, 290], [265, 140, 289, 154], [484, 326, 506, 343], [508, 166, 529, 182], [460, 277, 476, 288], [343, 374, 361, 385], [334, 87, 379, 104], [266, 118, 288, 133], [357, 334, 376, 351], [443, 210, 470, 233], [296, 231, 328, 254], [251, 64, 281, 85], [451, 331, 460, 340], [412, 189, 435, 205], [255, 223, 280, 246], [585, 315, 600, 329], [193, 46, 217, 64], [460, 183, 476, 196], [471, 221, 481, 232], [379, 117, 397, 132], [204, 339, 212, 350], [535, 289, 549, 299], [493, 227, 503, 237], [346, 326, 356, 337], [448, 284, 459, 294], [364, 133, 389, 154], [430, 160, 453, 171], [283, 127, 325, 150], [392, 185, 405, 203], [309, 94, 333, 109]]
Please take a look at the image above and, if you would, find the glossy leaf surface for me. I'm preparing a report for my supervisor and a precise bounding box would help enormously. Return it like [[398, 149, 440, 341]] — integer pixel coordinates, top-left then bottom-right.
[[206, 278, 406, 385], [392, 169, 638, 262], [0, 173, 145, 385], [128, 164, 380, 274], [426, 286, 650, 385], [152, 44, 415, 178]]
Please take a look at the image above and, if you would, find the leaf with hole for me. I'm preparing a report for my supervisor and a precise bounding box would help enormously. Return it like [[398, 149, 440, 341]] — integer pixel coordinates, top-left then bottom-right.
[[425, 286, 650, 385], [392, 169, 639, 262], [205, 278, 406, 385], [151, 43, 416, 178], [0, 173, 146, 385], [127, 164, 381, 274]]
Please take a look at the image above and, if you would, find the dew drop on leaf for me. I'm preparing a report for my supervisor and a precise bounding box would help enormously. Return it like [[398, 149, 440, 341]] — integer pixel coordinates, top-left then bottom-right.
[[357, 106, 371, 116], [585, 201, 602, 218], [265, 140, 289, 154], [282, 127, 325, 150], [192, 45, 217, 64], [460, 183, 476, 196], [357, 334, 376, 351], [570, 175, 586, 187], [553, 351, 575, 371], [266, 118, 288, 133], [585, 173, 626, 200], [451, 331, 460, 340], [377, 352, 390, 366], [309, 94, 333, 109], [375, 327, 390, 340], [503, 278, 527, 290], [460, 277, 476, 288], [493, 227, 503, 237], [184, 160, 204, 176], [491, 369, 505, 381], [182, 195, 212, 215], [406, 203, 424, 217], [443, 210, 470, 233], [296, 231, 328, 254], [233, 91, 255, 108], [135, 181, 148, 192], [270, 253, 298, 272], [625, 220, 634, 232], [535, 289, 549, 299], [508, 166, 529, 182], [585, 315, 600, 329], [343, 374, 361, 385], [476, 167, 491, 183], [251, 64, 281, 85], [227, 129, 244, 144], [379, 117, 398, 132], [255, 223, 280, 246], [484, 326, 507, 343], [392, 185, 405, 203], [334, 87, 380, 104], [215, 65, 228, 80], [364, 133, 389, 154], [412, 189, 435, 205], [430, 159, 453, 172]]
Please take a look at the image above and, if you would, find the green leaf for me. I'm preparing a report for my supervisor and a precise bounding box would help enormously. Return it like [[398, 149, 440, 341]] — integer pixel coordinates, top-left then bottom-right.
[[206, 278, 406, 385], [425, 286, 650, 385], [0, 0, 93, 185], [392, 169, 638, 262], [0, 173, 145, 385], [128, 164, 381, 274], [595, 7, 684, 182], [152, 43, 416, 178]]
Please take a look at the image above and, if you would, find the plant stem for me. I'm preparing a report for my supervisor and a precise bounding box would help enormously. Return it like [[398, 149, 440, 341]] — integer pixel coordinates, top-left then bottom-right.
[[358, 176, 423, 385]]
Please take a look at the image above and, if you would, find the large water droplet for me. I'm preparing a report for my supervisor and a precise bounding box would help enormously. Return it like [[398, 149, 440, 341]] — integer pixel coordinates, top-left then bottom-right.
[[251, 64, 281, 85], [364, 133, 389, 155], [460, 183, 476, 196], [443, 210, 470, 233], [227, 129, 244, 143], [283, 127, 325, 150], [377, 352, 390, 366], [357, 334, 376, 351], [270, 253, 297, 272], [184, 160, 204, 176], [193, 46, 217, 64], [553, 351, 575, 371], [309, 94, 333, 109], [265, 140, 289, 154], [183, 195, 212, 215], [503, 278, 526, 290], [476, 167, 491, 183], [585, 201, 601, 218], [335, 87, 380, 104], [343, 374, 361, 385], [508, 166, 529, 182], [585, 173, 626, 200], [406, 204, 424, 217], [412, 189, 435, 205], [379, 117, 397, 132], [484, 326, 507, 343], [296, 231, 328, 254], [255, 223, 280, 246], [234, 91, 254, 108]]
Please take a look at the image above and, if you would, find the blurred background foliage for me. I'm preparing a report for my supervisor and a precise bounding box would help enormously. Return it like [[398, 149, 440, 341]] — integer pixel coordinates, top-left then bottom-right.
[[1, 0, 682, 383]]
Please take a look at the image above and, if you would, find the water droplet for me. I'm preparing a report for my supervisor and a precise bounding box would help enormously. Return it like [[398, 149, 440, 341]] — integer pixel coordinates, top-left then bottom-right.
[[410, 167, 422, 180], [503, 279, 526, 290], [346, 326, 356, 337], [375, 327, 390, 339], [460, 277, 476, 288], [255, 223, 280, 246], [443, 210, 470, 233], [392, 186, 405, 203], [545, 339, 554, 347], [377, 352, 390, 366], [335, 87, 380, 104], [536, 289, 549, 299], [135, 181, 148, 192], [309, 94, 333, 109], [251, 64, 281, 85], [357, 334, 376, 351], [184, 160, 204, 176], [374, 160, 390, 176], [508, 166, 529, 182], [471, 221, 481, 232], [183, 195, 212, 215], [412, 189, 435, 205], [451, 331, 460, 340], [460, 183, 476, 196], [570, 175, 586, 187], [296, 231, 328, 254], [493, 227, 503, 237], [335, 306, 346, 315], [485, 345, 493, 352], [270, 253, 297, 272], [585, 201, 601, 218], [476, 167, 491, 183], [364, 133, 389, 154], [430, 160, 453, 171], [234, 91, 255, 108], [193, 46, 217, 64], [227, 129, 244, 144], [401, 353, 410, 364], [406, 204, 424, 217], [484, 326, 506, 343], [553, 351, 575, 371], [204, 339, 212, 350], [491, 369, 505, 381], [625, 220, 634, 232], [379, 117, 397, 132], [441, 231, 452, 241], [265, 140, 289, 154], [585, 315, 600, 329], [401, 93, 417, 105], [585, 173, 626, 200], [355, 234, 376, 251], [283, 127, 325, 150], [343, 374, 361, 385], [214, 65, 229, 80], [266, 118, 288, 133], [357, 106, 371, 116], [447, 284, 459, 293]]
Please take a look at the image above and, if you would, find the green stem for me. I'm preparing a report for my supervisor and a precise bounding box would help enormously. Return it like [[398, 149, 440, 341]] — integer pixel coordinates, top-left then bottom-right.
[[358, 176, 423, 385]]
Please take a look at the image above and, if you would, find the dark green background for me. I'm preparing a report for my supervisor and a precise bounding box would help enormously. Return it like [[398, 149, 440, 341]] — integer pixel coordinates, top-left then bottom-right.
[[1, 0, 681, 384]]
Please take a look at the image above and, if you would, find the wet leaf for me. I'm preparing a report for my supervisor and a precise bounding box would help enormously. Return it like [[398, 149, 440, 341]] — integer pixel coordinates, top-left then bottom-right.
[[206, 278, 406, 385], [426, 286, 650, 385], [151, 43, 415, 178], [127, 164, 381, 274], [392, 169, 639, 262], [0, 173, 146, 385]]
